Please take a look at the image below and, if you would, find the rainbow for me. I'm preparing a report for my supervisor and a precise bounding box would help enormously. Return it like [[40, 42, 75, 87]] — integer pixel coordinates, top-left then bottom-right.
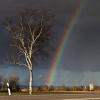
[[46, 3, 81, 86]]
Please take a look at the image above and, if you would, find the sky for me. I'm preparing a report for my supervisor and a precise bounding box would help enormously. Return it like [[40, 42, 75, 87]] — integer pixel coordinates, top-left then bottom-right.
[[0, 0, 100, 86]]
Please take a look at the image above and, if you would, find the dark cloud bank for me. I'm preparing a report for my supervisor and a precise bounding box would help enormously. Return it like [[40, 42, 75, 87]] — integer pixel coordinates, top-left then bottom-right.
[[0, 0, 100, 72]]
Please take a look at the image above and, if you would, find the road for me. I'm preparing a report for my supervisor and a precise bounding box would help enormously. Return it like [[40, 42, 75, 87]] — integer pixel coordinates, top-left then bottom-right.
[[1, 93, 100, 100]]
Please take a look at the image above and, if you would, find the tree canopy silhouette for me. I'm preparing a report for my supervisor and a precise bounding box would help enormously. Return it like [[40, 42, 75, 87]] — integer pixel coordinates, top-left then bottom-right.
[[3, 9, 55, 94]]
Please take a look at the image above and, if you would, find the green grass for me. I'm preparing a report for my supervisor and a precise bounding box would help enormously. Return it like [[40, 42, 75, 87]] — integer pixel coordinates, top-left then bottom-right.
[[0, 91, 100, 96], [0, 92, 22, 96], [0, 92, 8, 96]]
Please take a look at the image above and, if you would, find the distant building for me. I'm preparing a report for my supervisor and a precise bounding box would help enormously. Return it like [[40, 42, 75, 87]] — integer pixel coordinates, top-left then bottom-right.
[[89, 83, 94, 91], [21, 88, 28, 92]]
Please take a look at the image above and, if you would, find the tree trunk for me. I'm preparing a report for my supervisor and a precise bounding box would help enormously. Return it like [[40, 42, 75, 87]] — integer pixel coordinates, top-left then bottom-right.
[[29, 69, 32, 95]]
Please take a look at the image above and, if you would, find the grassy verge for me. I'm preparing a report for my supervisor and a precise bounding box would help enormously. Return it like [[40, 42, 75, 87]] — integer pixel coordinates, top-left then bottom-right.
[[0, 92, 8, 96], [0, 91, 100, 96]]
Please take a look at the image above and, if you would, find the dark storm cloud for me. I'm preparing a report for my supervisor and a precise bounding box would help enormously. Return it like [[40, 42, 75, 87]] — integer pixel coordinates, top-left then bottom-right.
[[62, 0, 100, 72], [0, 0, 80, 23], [1, 0, 100, 72], [0, 0, 80, 62], [0, 0, 80, 37]]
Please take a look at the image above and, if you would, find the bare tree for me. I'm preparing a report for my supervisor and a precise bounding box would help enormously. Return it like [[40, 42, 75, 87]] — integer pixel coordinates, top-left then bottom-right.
[[9, 76, 20, 92], [3, 9, 54, 94], [0, 75, 3, 91]]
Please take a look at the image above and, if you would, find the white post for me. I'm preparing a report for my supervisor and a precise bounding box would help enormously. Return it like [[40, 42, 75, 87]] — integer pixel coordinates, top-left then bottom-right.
[[7, 82, 11, 96]]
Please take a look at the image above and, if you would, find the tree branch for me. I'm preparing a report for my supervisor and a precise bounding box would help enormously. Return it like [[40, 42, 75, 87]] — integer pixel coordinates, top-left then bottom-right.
[[34, 16, 44, 42], [15, 62, 28, 68]]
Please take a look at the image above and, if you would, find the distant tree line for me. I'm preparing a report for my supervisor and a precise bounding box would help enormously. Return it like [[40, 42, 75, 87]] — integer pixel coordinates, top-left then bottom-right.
[[31, 85, 100, 92], [0, 76, 20, 92]]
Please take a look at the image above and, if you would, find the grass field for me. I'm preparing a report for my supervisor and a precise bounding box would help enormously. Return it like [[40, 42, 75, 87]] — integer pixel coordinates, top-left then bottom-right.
[[0, 91, 100, 96]]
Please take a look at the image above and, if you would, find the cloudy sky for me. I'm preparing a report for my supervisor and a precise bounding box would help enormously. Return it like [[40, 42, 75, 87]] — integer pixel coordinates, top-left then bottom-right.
[[0, 0, 100, 86]]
